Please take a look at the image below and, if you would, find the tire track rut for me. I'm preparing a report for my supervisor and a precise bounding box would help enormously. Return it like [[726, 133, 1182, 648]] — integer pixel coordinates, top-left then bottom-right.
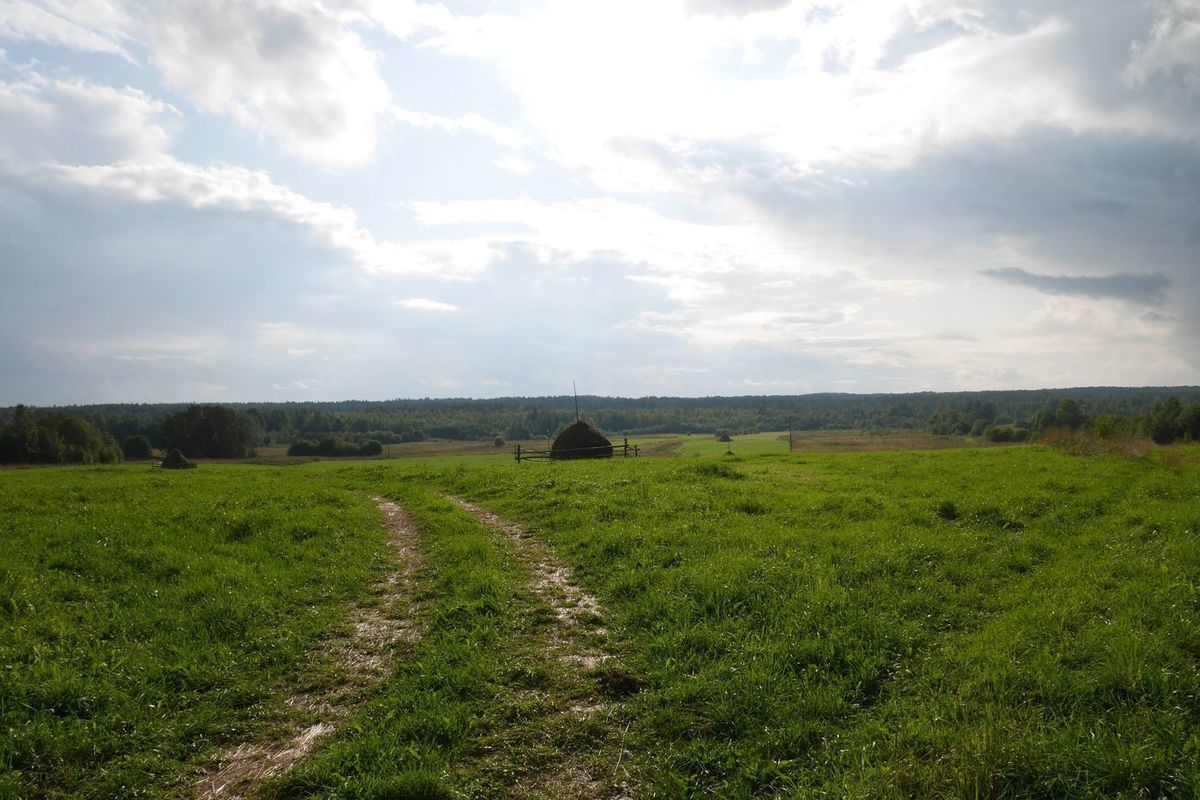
[[193, 496, 423, 799], [445, 496, 636, 799]]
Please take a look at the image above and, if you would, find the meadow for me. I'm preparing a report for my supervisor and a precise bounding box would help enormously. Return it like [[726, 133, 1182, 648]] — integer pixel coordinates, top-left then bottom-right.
[[2, 441, 1199, 798]]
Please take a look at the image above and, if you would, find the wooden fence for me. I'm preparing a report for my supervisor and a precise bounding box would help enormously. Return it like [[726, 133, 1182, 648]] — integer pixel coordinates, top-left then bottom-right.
[[514, 439, 640, 463]]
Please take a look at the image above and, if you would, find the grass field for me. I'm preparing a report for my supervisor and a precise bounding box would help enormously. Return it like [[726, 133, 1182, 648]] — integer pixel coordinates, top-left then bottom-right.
[[3, 444, 1199, 798]]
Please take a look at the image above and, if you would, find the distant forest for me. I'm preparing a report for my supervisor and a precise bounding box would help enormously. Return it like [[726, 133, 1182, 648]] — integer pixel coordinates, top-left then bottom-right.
[[2, 387, 1199, 462]]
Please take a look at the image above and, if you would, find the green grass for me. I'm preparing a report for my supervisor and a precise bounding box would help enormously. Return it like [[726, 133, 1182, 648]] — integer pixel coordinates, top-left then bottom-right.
[[675, 432, 790, 457], [0, 466, 387, 798], [410, 447, 1200, 797], [269, 484, 631, 799], [4, 446, 1200, 798]]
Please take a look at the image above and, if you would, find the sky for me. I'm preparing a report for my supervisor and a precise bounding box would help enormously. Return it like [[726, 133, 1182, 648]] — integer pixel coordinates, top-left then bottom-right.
[[1, 0, 1198, 405]]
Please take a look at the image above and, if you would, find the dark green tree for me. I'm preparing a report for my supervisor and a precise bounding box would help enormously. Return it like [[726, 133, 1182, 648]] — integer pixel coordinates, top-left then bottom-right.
[[159, 405, 251, 458], [1055, 398, 1086, 430], [0, 410, 118, 464], [0, 405, 39, 461], [1147, 396, 1183, 444], [122, 434, 154, 459], [58, 416, 104, 463], [1179, 403, 1200, 441]]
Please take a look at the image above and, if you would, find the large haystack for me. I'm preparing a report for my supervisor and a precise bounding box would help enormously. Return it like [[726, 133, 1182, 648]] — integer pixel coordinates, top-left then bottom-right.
[[550, 420, 613, 460], [161, 448, 196, 469]]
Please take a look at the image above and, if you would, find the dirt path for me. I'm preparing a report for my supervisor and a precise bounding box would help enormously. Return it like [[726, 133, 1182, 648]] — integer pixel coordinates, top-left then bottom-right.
[[193, 496, 423, 799], [445, 496, 637, 799]]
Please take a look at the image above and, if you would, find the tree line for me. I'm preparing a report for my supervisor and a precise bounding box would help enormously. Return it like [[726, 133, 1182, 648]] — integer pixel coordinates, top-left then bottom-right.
[[0, 406, 123, 464], [2, 387, 1199, 463]]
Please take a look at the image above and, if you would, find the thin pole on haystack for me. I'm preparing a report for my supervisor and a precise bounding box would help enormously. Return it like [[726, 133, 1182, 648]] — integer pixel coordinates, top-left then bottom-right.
[[573, 381, 580, 422]]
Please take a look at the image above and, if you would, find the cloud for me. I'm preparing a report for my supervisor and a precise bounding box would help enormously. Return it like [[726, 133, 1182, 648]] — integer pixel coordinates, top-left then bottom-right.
[[2, 0, 1200, 401], [493, 154, 536, 174], [0, 0, 131, 58], [50, 156, 377, 250], [1, 1, 488, 168], [392, 297, 458, 312], [980, 267, 1172, 305], [1125, 1, 1200, 94], [415, 0, 1199, 195], [0, 72, 177, 169], [393, 107, 527, 149], [43, 155, 506, 280], [684, 0, 791, 18], [138, 0, 391, 167]]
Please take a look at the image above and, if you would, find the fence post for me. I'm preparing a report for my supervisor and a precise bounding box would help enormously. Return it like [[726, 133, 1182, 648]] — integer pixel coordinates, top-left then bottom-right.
[[624, 437, 629, 457], [515, 443, 522, 463]]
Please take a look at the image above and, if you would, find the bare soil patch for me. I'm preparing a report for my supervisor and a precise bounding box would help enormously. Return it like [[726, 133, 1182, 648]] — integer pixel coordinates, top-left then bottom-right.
[[192, 497, 423, 799]]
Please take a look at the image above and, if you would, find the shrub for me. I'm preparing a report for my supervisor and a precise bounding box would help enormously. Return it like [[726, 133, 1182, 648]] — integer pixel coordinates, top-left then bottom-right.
[[985, 426, 1029, 443], [288, 438, 372, 457], [99, 435, 123, 464], [1041, 427, 1150, 458], [1090, 415, 1117, 440], [493, 436, 505, 447], [287, 439, 318, 457]]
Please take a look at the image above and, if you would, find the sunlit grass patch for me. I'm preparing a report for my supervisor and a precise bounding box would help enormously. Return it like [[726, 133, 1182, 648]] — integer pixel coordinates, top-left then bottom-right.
[[0, 466, 386, 797]]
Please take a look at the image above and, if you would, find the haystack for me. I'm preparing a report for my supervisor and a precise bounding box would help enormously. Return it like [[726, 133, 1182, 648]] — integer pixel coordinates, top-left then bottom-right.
[[161, 448, 196, 469], [550, 420, 613, 459], [717, 433, 732, 443]]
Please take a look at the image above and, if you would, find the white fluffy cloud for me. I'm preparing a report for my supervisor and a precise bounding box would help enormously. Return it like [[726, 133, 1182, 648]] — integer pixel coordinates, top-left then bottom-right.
[[45, 156, 498, 279], [1, 0, 459, 167], [138, 0, 391, 167], [0, 71, 176, 169], [416, 0, 1199, 190], [0, 0, 130, 58], [392, 297, 458, 312]]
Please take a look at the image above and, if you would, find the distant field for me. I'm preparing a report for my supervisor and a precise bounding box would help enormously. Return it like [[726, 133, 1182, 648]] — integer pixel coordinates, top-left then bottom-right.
[[3, 445, 1199, 798], [644, 429, 992, 457], [251, 439, 522, 461], [245, 429, 989, 463]]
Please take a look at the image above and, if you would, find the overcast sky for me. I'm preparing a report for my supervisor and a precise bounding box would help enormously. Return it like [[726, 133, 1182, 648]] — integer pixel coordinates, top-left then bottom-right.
[[1, 0, 1198, 404]]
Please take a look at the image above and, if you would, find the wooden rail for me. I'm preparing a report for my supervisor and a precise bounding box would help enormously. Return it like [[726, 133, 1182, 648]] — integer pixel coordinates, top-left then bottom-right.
[[515, 438, 640, 462]]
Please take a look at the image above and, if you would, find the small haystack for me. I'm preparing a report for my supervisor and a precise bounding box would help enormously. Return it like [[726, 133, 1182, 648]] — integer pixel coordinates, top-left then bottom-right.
[[717, 433, 732, 443], [161, 448, 196, 469], [550, 420, 613, 460]]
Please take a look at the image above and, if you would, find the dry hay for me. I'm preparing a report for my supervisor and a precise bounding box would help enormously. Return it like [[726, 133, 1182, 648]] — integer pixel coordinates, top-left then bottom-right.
[[717, 433, 732, 443], [161, 448, 196, 469], [550, 421, 613, 460]]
